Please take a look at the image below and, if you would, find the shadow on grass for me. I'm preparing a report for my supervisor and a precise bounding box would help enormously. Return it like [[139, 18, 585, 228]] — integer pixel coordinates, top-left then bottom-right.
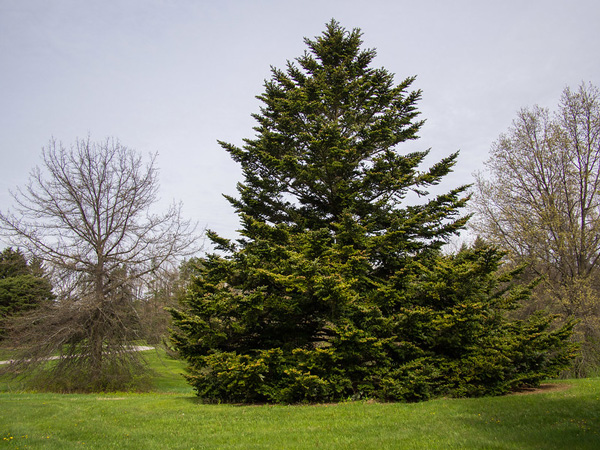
[[449, 384, 600, 449], [174, 380, 600, 449]]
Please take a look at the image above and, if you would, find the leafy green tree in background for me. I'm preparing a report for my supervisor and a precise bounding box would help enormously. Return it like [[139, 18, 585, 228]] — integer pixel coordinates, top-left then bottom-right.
[[472, 83, 600, 376], [0, 248, 53, 338], [170, 21, 575, 403]]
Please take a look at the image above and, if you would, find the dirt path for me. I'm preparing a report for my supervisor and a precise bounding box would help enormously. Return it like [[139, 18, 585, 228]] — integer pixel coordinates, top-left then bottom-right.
[[510, 383, 572, 395]]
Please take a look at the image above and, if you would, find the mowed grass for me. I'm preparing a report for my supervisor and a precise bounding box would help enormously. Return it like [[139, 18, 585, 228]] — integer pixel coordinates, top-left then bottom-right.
[[1, 349, 599, 449]]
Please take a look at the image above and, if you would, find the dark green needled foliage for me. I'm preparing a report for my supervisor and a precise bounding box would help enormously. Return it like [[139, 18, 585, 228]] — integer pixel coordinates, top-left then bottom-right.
[[169, 21, 575, 403], [0, 248, 54, 338]]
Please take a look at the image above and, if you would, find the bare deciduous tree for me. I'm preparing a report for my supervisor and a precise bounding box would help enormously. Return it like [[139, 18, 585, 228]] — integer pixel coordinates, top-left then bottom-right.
[[0, 137, 198, 390], [471, 82, 600, 375]]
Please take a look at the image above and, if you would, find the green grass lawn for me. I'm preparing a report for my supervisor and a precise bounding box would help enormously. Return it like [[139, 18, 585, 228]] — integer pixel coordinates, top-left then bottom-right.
[[1, 349, 599, 449]]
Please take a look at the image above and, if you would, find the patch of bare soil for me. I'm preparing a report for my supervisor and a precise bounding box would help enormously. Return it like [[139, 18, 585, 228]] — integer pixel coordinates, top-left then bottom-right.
[[510, 383, 571, 395]]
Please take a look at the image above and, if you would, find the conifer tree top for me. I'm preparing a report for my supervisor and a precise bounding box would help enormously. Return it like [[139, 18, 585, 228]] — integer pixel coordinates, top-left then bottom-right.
[[220, 19, 466, 244]]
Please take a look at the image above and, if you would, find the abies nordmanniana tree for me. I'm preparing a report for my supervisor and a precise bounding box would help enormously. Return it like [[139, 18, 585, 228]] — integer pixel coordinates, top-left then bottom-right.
[[170, 21, 576, 403]]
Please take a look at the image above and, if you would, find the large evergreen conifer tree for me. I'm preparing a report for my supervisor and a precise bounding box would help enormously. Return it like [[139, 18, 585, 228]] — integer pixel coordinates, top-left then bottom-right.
[[170, 21, 575, 403]]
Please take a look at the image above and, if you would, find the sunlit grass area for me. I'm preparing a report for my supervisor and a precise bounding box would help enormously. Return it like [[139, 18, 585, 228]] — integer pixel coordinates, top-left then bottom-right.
[[0, 346, 191, 394], [1, 348, 599, 449], [143, 348, 194, 395]]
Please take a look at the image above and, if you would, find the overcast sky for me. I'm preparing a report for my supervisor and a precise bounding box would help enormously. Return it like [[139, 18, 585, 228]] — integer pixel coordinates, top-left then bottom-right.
[[1, 0, 599, 249]]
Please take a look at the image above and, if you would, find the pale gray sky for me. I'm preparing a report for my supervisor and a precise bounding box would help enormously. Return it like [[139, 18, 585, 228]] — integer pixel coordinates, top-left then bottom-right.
[[1, 0, 599, 246]]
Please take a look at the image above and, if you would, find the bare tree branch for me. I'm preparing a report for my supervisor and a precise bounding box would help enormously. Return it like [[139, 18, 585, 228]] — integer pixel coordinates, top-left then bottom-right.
[[0, 137, 200, 391], [470, 82, 600, 376]]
